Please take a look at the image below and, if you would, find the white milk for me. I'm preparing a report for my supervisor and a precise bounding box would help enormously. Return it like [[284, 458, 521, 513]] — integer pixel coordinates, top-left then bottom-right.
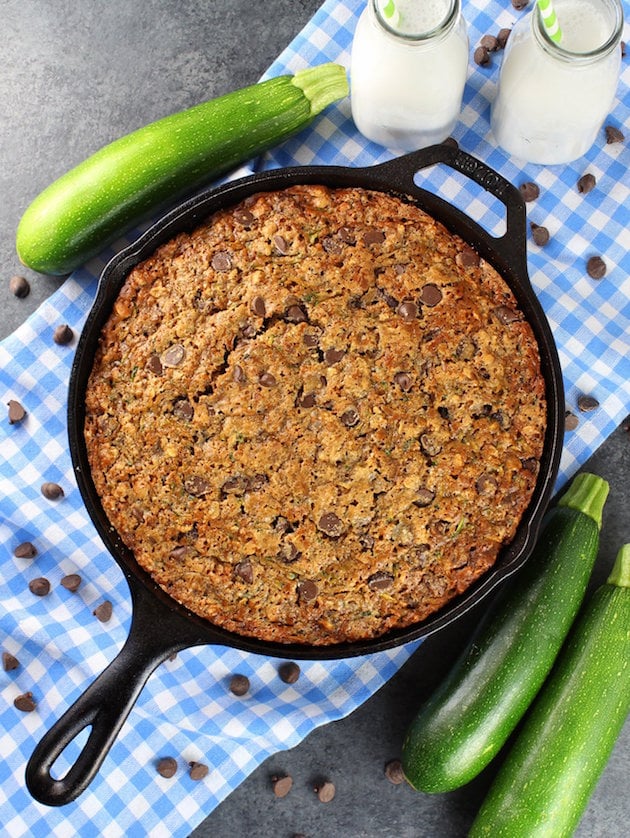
[[350, 0, 469, 150], [491, 0, 623, 165]]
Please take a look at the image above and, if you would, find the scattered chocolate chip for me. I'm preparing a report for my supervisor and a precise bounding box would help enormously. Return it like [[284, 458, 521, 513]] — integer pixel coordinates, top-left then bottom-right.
[[474, 45, 490, 66], [384, 759, 405, 784], [298, 392, 316, 408], [160, 344, 186, 368], [297, 579, 318, 602], [272, 774, 293, 798], [322, 235, 343, 254], [146, 354, 163, 375], [9, 274, 30, 298], [314, 780, 336, 803], [577, 173, 596, 194], [233, 364, 246, 383], [368, 571, 394, 591], [530, 222, 550, 246], [278, 662, 300, 684], [480, 34, 499, 51], [338, 226, 356, 244], [497, 28, 511, 49], [419, 283, 443, 307], [565, 410, 579, 431], [7, 399, 26, 425], [493, 305, 521, 325], [397, 300, 418, 321], [189, 761, 209, 781], [303, 330, 321, 348], [211, 250, 232, 271], [586, 255, 607, 279], [60, 573, 82, 592], [93, 600, 113, 622], [519, 181, 540, 202], [476, 473, 498, 495], [234, 208, 255, 226], [456, 246, 480, 268], [14, 691, 36, 712], [29, 577, 50, 597], [511, 0, 529, 8], [234, 559, 254, 584], [41, 481, 64, 500], [605, 125, 624, 144], [250, 296, 266, 317], [14, 541, 37, 559], [229, 673, 250, 696], [362, 229, 385, 245], [340, 407, 360, 428], [172, 399, 194, 421], [317, 512, 345, 538], [324, 347, 345, 365], [414, 488, 435, 507], [394, 372, 412, 392], [184, 475, 212, 497], [156, 756, 178, 778], [2, 651, 19, 672], [259, 371, 277, 388], [286, 304, 308, 323], [577, 394, 599, 412], [273, 234, 289, 254], [53, 324, 73, 345]]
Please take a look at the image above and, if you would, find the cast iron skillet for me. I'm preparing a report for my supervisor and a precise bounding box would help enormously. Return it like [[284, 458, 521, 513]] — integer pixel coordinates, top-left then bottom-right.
[[26, 144, 564, 806]]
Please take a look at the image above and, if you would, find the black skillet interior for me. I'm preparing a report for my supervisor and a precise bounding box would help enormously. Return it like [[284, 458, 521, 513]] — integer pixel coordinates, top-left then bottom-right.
[[26, 145, 564, 807]]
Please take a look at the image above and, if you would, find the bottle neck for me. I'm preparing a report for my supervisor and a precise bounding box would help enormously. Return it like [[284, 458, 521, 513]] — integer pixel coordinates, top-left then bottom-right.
[[370, 0, 461, 43], [532, 0, 623, 64]]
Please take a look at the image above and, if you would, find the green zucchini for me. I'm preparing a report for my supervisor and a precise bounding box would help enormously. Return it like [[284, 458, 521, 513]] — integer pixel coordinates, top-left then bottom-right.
[[16, 63, 348, 275], [401, 472, 609, 794], [470, 543, 630, 837]]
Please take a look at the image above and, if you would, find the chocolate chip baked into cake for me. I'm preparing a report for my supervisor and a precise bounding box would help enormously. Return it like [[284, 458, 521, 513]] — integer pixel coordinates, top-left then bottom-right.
[[84, 185, 546, 645]]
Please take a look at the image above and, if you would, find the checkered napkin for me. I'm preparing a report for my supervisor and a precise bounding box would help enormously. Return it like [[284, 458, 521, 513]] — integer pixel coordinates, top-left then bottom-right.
[[1, 1, 629, 835]]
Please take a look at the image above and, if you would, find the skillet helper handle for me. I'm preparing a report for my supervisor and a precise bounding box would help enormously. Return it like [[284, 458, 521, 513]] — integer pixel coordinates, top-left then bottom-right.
[[25, 593, 186, 806], [372, 144, 528, 271]]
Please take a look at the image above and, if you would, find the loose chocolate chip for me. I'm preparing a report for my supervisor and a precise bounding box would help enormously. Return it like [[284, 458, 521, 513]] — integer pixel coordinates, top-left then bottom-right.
[[172, 399, 194, 421], [298, 392, 316, 408], [577, 173, 596, 194], [9, 274, 30, 298], [394, 372, 412, 392], [414, 488, 435, 507], [211, 250, 232, 271], [530, 222, 550, 246], [303, 330, 321, 348], [340, 407, 360, 428], [146, 354, 163, 375], [286, 304, 308, 323], [41, 481, 64, 500], [474, 45, 490, 66], [61, 573, 81, 592], [251, 296, 267, 317], [494, 305, 521, 325], [14, 541, 37, 559], [338, 226, 356, 244], [221, 474, 249, 495], [476, 473, 498, 495], [511, 0, 529, 8], [324, 347, 345, 365], [29, 577, 50, 597], [53, 324, 73, 345], [273, 234, 289, 254], [297, 579, 318, 602], [565, 410, 579, 431], [234, 208, 254, 226], [234, 559, 254, 584], [93, 600, 113, 622], [605, 125, 624, 144], [14, 691, 36, 712], [259, 371, 277, 388], [577, 394, 600, 412], [185, 475, 212, 496], [156, 756, 178, 778], [384, 759, 405, 785], [278, 661, 301, 684], [362, 229, 385, 245], [272, 774, 293, 797], [497, 28, 511, 49], [519, 181, 540, 202], [7, 399, 27, 424], [2, 651, 19, 672], [480, 34, 499, 51], [189, 761, 209, 781], [397, 300, 418, 321], [314, 780, 336, 803], [318, 512, 345, 538], [419, 283, 443, 307], [456, 246, 480, 268], [229, 673, 250, 696], [160, 344, 186, 368], [586, 255, 606, 279], [368, 571, 394, 591]]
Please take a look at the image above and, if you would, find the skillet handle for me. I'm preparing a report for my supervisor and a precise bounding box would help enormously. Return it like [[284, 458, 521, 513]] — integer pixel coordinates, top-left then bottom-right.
[[25, 589, 196, 806], [370, 144, 528, 273]]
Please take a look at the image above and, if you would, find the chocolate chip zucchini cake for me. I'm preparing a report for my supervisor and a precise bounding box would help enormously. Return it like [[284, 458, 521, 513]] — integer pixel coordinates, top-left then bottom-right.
[[84, 184, 546, 645]]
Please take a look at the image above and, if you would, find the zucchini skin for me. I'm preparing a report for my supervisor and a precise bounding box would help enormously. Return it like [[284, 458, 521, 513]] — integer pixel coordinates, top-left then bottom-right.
[[402, 505, 602, 793], [16, 65, 348, 275], [470, 548, 630, 837]]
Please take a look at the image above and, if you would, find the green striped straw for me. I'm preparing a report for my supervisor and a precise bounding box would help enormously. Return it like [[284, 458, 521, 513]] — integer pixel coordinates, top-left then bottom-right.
[[537, 0, 563, 43]]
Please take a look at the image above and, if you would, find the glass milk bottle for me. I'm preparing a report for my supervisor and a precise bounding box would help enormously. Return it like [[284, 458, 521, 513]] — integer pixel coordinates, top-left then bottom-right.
[[491, 0, 624, 165], [350, 0, 469, 150]]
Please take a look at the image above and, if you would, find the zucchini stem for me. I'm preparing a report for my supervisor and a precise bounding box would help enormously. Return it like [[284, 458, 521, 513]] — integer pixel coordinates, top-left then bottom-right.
[[291, 63, 349, 116], [607, 544, 630, 588], [558, 472, 609, 530]]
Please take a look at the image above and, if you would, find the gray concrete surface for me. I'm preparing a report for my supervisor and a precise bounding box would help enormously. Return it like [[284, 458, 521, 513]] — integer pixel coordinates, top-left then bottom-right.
[[2, 2, 628, 836]]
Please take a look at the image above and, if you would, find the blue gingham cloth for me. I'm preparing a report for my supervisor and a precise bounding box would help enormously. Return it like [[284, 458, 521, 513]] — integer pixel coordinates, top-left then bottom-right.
[[1, 1, 629, 835]]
